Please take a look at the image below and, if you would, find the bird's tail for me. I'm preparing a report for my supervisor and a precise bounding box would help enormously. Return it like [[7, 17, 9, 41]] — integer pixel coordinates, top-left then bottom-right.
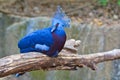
[[52, 6, 71, 28], [15, 72, 25, 77]]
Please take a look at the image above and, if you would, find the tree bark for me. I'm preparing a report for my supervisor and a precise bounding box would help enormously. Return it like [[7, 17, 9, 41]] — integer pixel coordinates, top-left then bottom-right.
[[0, 39, 120, 78]]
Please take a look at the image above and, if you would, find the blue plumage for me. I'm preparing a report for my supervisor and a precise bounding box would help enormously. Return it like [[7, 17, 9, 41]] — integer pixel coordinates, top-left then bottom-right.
[[18, 6, 70, 57], [16, 6, 70, 77]]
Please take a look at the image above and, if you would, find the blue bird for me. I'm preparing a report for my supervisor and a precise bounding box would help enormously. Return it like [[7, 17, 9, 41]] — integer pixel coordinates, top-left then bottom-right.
[[16, 6, 71, 77]]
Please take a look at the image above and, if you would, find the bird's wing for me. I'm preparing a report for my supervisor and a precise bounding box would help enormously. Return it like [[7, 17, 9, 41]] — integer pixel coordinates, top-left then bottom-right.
[[18, 28, 53, 52], [35, 44, 50, 51]]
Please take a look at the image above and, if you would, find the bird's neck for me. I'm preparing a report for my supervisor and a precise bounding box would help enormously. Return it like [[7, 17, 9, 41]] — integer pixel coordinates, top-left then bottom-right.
[[50, 23, 64, 33], [53, 27, 66, 37], [56, 26, 64, 30]]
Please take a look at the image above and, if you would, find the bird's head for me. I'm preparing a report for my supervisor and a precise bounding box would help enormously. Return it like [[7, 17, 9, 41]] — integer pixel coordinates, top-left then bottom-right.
[[51, 6, 71, 32]]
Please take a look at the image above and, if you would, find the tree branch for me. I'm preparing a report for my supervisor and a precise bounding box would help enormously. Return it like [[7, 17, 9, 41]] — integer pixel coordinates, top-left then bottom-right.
[[0, 39, 120, 78]]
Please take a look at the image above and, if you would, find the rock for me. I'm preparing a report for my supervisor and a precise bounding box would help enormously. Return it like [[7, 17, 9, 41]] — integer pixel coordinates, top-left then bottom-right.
[[113, 15, 119, 20]]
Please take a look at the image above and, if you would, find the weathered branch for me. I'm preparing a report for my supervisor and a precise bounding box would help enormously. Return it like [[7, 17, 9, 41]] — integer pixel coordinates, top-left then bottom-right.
[[0, 39, 120, 78]]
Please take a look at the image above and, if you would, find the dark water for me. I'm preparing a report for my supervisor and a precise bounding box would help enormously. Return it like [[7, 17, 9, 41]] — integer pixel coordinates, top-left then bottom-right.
[[1, 14, 120, 80]]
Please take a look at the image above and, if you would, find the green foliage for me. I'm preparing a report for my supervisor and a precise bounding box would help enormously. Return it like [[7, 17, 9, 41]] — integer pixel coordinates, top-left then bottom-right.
[[30, 71, 46, 80], [98, 0, 108, 6], [98, 0, 120, 6], [117, 0, 120, 6]]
